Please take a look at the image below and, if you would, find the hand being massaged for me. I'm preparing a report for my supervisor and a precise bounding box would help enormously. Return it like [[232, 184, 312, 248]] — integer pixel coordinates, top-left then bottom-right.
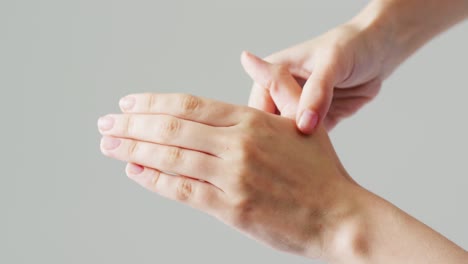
[[97, 51, 364, 259], [98, 53, 467, 263]]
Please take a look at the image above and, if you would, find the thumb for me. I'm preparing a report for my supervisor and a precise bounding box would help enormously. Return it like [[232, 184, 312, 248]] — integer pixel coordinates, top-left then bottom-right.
[[296, 60, 336, 134], [241, 51, 301, 119]]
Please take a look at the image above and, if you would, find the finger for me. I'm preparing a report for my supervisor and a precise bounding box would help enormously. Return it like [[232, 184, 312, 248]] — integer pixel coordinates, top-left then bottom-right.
[[100, 136, 224, 187], [119, 93, 242, 127], [125, 163, 226, 216], [241, 51, 301, 119], [264, 44, 313, 81], [98, 114, 227, 156], [244, 53, 278, 114], [296, 52, 338, 134], [247, 82, 277, 114]]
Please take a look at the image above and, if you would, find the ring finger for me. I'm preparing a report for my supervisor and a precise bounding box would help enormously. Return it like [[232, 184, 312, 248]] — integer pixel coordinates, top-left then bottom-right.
[[100, 136, 225, 188]]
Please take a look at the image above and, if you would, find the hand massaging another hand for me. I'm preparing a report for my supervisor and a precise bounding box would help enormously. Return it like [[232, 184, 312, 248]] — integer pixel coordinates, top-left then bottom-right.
[[97, 90, 356, 258], [97, 54, 467, 263]]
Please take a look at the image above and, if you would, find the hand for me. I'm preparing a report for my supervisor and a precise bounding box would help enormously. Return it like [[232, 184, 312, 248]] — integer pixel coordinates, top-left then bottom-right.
[[97, 0, 468, 261], [246, 20, 393, 132], [98, 93, 358, 258], [97, 96, 467, 263]]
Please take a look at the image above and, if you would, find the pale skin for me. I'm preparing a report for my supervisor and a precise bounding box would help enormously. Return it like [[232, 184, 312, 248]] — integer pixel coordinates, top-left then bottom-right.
[[98, 0, 468, 262], [249, 0, 468, 133], [98, 92, 468, 263]]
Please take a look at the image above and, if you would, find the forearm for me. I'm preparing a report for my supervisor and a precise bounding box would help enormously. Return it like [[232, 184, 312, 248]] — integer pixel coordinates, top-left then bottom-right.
[[321, 183, 467, 264], [350, 0, 468, 77]]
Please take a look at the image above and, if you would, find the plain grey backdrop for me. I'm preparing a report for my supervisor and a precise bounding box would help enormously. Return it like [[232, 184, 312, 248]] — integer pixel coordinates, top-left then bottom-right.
[[1, 0, 467, 263]]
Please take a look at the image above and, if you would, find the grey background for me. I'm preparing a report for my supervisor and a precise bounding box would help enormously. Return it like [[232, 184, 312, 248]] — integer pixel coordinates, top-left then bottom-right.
[[1, 0, 467, 263]]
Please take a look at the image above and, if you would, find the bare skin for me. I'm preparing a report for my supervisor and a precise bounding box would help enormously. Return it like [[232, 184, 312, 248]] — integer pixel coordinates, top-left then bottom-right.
[[97, 0, 468, 262], [248, 0, 468, 133], [98, 94, 467, 263]]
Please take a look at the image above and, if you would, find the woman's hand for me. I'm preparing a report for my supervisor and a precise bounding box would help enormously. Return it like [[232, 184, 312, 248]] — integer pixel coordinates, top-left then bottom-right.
[[98, 92, 358, 258], [98, 93, 468, 263], [246, 21, 389, 133], [247, 0, 468, 134]]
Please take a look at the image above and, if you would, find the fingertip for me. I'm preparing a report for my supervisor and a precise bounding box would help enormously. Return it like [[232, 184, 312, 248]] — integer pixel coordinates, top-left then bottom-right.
[[126, 163, 144, 177], [97, 115, 114, 133], [241, 50, 267, 67], [297, 109, 319, 134], [119, 95, 136, 112], [241, 52, 274, 89], [296, 74, 334, 133], [240, 50, 250, 61], [241, 50, 254, 63], [240, 50, 255, 68], [241, 50, 255, 58]]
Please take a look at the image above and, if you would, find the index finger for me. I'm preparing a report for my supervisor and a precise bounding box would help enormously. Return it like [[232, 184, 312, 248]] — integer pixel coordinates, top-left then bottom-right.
[[119, 93, 243, 127], [242, 51, 301, 119], [248, 83, 277, 114]]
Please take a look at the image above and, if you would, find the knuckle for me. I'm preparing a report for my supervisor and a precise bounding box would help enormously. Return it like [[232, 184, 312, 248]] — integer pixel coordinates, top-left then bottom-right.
[[127, 141, 140, 159], [176, 177, 193, 201], [164, 147, 184, 166], [274, 64, 290, 76], [229, 195, 254, 228], [157, 117, 181, 141], [243, 110, 262, 126], [124, 115, 135, 136], [179, 94, 200, 115], [231, 136, 255, 165], [150, 170, 161, 190], [229, 130, 262, 169], [147, 93, 157, 112]]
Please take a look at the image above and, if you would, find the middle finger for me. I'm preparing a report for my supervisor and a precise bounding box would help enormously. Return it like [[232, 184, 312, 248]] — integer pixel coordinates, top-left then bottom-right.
[[98, 114, 227, 157]]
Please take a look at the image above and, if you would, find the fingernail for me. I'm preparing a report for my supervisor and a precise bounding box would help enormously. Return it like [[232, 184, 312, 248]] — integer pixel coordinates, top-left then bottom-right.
[[101, 137, 121, 150], [98, 116, 114, 131], [128, 163, 144, 175], [119, 96, 135, 111], [298, 109, 319, 133]]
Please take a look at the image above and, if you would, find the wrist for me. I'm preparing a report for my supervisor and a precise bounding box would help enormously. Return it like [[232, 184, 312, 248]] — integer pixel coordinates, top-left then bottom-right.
[[294, 166, 371, 261], [346, 1, 401, 79], [317, 180, 468, 264], [316, 181, 381, 264], [349, 0, 468, 78]]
